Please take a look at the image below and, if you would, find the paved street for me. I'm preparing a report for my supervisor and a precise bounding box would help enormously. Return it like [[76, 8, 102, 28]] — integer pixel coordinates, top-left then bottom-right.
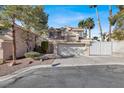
[[1, 65, 124, 88]]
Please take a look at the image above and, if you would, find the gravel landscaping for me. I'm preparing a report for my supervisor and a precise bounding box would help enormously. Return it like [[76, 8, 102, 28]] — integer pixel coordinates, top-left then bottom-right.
[[0, 58, 54, 76]]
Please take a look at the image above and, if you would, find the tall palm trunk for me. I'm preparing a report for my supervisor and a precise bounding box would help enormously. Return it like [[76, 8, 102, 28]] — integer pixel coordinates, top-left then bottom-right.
[[89, 29, 91, 39], [109, 5, 112, 41], [10, 14, 16, 66], [95, 7, 103, 41], [85, 29, 88, 38]]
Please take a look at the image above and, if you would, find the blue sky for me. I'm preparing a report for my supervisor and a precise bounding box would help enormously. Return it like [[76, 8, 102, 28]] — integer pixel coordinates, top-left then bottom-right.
[[44, 5, 119, 37]]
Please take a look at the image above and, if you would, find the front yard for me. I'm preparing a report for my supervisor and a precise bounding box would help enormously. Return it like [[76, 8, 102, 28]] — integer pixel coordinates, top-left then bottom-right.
[[0, 58, 54, 76]]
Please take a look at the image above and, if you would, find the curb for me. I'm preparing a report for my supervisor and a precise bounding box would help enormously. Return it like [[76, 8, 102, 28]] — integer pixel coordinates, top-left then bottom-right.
[[0, 64, 51, 82], [1, 62, 124, 82], [52, 63, 124, 67]]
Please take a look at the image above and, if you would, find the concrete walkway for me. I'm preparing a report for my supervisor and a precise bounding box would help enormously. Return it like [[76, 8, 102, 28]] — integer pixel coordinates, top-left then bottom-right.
[[52, 56, 124, 67]]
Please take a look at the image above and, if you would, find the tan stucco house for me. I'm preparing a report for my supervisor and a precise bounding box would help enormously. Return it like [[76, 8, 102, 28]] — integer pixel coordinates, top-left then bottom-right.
[[0, 25, 38, 60], [48, 26, 85, 40]]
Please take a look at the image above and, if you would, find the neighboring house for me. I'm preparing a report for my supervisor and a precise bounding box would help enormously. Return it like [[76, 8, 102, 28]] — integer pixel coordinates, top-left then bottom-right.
[[48, 26, 84, 40], [0, 25, 38, 60], [48, 27, 66, 40], [65, 27, 85, 39]]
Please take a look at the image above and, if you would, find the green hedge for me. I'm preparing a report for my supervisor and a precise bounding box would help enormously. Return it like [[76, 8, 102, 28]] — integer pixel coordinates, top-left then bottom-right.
[[41, 41, 49, 53]]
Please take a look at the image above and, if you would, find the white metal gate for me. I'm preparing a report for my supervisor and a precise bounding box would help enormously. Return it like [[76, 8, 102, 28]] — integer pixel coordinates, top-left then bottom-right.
[[90, 42, 112, 56]]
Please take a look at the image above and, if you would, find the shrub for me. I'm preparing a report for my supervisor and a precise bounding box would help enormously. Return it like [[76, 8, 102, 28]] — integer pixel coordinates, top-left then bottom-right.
[[112, 30, 124, 40], [24, 51, 41, 59], [0, 59, 4, 65], [33, 57, 41, 60], [35, 46, 42, 53], [41, 41, 49, 53]]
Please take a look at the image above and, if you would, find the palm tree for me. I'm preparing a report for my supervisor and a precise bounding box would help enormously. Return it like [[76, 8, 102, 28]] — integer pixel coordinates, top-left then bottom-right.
[[109, 6, 124, 29], [109, 5, 124, 26], [78, 20, 85, 28], [90, 5, 103, 41], [109, 5, 112, 41], [78, 20, 87, 37], [109, 6, 124, 40], [85, 17, 95, 38], [116, 5, 124, 11]]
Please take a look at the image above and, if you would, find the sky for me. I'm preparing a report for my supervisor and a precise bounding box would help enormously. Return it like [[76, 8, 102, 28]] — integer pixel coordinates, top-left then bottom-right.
[[44, 5, 119, 37]]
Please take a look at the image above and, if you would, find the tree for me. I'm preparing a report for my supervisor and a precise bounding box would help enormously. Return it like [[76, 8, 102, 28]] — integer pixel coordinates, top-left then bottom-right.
[[108, 5, 112, 41], [109, 5, 124, 41], [19, 6, 48, 52], [19, 6, 48, 50], [110, 5, 124, 28], [21, 31, 34, 52], [0, 5, 48, 66], [90, 5, 103, 41], [78, 20, 87, 38], [112, 29, 124, 40], [0, 6, 26, 66], [85, 17, 95, 38], [21, 6, 48, 35], [116, 5, 124, 11], [32, 6, 48, 33], [78, 20, 85, 28]]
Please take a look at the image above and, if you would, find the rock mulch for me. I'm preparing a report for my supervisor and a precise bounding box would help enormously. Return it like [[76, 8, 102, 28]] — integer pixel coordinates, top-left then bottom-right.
[[0, 58, 54, 77]]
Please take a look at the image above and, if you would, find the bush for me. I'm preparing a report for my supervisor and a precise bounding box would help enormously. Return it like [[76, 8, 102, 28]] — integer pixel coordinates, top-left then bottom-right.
[[41, 41, 49, 53], [0, 59, 4, 65], [24, 51, 41, 59], [33, 57, 41, 60], [112, 30, 124, 40], [35, 46, 42, 53]]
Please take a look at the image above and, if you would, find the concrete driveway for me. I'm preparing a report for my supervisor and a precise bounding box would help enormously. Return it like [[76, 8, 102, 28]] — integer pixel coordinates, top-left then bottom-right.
[[52, 56, 124, 67], [1, 65, 124, 88]]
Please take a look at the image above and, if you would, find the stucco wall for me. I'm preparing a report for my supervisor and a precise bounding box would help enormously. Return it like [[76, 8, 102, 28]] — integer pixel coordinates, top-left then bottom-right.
[[112, 41, 124, 54], [0, 48, 3, 59], [2, 42, 13, 60], [1, 26, 36, 60], [14, 27, 36, 58]]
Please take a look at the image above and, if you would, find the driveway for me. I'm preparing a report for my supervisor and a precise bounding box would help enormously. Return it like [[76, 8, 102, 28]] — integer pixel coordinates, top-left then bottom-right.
[[52, 56, 124, 67], [1, 65, 124, 88]]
